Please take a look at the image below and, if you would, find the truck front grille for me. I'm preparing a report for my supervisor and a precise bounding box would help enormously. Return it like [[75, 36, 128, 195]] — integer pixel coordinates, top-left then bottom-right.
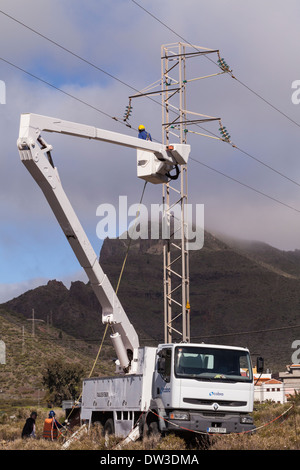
[[183, 398, 247, 407]]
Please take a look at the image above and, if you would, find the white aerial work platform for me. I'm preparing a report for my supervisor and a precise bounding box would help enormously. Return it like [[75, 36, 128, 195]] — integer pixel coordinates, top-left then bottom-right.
[[17, 113, 263, 439], [17, 113, 190, 373]]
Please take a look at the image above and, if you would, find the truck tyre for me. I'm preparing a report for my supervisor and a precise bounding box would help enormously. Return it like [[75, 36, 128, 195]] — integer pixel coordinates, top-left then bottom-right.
[[148, 420, 159, 436], [93, 421, 104, 433], [104, 418, 114, 436]]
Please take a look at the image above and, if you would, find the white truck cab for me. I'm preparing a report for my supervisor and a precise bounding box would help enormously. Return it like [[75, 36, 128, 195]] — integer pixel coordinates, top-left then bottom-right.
[[153, 343, 256, 435]]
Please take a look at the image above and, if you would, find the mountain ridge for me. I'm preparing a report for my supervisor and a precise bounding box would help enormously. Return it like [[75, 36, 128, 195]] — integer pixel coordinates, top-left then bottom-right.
[[2, 230, 300, 371]]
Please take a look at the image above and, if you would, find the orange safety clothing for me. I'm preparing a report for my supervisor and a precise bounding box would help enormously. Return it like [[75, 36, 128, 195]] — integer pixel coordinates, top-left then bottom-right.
[[43, 418, 58, 440]]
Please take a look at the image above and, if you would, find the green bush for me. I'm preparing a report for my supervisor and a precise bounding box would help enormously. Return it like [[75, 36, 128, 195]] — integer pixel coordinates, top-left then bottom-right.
[[42, 359, 85, 406]]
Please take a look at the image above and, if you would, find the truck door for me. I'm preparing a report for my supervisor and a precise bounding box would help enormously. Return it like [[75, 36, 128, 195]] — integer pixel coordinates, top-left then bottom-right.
[[155, 348, 172, 405]]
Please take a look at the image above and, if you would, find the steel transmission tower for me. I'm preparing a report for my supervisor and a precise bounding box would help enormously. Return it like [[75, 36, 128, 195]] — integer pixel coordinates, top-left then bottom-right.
[[161, 42, 189, 344], [130, 42, 227, 344], [161, 42, 224, 344]]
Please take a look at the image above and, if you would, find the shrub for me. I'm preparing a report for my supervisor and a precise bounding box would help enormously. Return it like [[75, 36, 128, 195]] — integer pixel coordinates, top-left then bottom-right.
[[42, 360, 84, 405]]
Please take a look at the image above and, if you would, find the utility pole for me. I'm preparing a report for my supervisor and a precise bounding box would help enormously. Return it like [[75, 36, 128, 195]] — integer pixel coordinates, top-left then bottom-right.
[[129, 42, 226, 343], [161, 42, 189, 343], [27, 308, 44, 337], [161, 42, 225, 343], [21, 326, 25, 354]]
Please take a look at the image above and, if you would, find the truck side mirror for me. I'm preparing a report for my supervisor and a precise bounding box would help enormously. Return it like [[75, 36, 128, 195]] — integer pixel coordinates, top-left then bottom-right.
[[256, 356, 264, 374]]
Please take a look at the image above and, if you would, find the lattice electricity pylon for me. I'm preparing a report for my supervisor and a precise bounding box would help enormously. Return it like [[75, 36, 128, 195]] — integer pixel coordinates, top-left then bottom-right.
[[161, 42, 190, 344], [160, 42, 228, 344], [130, 42, 232, 343]]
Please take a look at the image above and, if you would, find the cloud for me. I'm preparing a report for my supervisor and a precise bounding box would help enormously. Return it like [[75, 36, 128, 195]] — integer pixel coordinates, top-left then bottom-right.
[[1, 0, 300, 304], [0, 277, 48, 303], [0, 269, 88, 303]]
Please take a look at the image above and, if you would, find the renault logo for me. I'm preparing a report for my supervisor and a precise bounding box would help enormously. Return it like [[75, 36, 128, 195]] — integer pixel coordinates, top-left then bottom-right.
[[213, 402, 219, 411]]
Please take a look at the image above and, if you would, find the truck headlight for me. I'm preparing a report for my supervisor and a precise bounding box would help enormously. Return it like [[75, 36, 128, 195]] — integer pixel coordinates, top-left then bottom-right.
[[240, 416, 253, 425], [169, 411, 190, 421]]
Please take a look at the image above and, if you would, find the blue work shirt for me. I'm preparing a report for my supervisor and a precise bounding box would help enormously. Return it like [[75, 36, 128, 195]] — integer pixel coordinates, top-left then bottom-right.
[[138, 130, 152, 141]]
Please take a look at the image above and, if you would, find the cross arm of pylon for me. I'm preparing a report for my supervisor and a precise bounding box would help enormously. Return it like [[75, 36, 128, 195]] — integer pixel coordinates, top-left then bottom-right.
[[186, 128, 224, 142], [185, 120, 236, 148]]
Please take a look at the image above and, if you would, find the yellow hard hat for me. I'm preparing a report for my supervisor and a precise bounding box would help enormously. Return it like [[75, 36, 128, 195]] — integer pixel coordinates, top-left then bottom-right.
[[138, 125, 145, 131]]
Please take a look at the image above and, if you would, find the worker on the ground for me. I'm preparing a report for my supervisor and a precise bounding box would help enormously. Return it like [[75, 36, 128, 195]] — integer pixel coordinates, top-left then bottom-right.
[[42, 410, 63, 440], [138, 124, 152, 141], [21, 411, 37, 438]]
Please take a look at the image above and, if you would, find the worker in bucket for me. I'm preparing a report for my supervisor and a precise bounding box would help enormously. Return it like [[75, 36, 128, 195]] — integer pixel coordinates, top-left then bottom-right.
[[42, 410, 63, 440], [138, 124, 152, 141]]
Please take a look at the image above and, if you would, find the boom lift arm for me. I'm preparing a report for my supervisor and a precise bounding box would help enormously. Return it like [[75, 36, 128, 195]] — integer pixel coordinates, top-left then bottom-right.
[[17, 113, 190, 373]]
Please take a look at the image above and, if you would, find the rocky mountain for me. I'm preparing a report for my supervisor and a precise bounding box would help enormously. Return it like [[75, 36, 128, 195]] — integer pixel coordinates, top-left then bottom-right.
[[2, 231, 300, 371]]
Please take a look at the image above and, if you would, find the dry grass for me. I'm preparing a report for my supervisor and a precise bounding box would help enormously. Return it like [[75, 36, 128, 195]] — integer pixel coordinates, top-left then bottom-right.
[[0, 406, 65, 450], [210, 403, 300, 450], [0, 402, 299, 451]]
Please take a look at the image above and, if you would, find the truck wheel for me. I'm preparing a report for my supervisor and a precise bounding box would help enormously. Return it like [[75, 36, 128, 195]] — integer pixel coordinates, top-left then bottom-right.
[[104, 418, 114, 436], [93, 421, 104, 436], [148, 420, 159, 436]]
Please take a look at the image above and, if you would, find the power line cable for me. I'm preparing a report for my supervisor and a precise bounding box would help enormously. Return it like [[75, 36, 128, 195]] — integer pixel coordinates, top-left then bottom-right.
[[0, 9, 183, 131], [190, 156, 300, 214], [131, 0, 300, 130], [0, 56, 132, 128], [2, 6, 296, 139], [233, 143, 300, 188], [191, 323, 300, 341], [129, 2, 300, 191], [0, 8, 170, 114], [0, 9, 138, 94], [3, 10, 299, 367], [232, 76, 300, 130], [193, 124, 300, 188], [131, 0, 188, 44], [3, 8, 300, 211], [2, 7, 300, 192], [3, 54, 299, 216]]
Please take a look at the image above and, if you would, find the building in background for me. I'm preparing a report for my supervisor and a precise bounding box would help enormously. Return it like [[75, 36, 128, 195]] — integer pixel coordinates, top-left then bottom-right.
[[279, 364, 300, 401], [254, 378, 286, 404]]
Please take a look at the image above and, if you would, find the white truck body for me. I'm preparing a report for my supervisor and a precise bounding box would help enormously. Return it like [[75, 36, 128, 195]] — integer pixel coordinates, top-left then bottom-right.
[[81, 347, 157, 437], [80, 343, 256, 436]]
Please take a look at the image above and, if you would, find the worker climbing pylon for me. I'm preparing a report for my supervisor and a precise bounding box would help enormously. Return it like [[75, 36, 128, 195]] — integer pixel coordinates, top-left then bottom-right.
[[138, 124, 152, 141]]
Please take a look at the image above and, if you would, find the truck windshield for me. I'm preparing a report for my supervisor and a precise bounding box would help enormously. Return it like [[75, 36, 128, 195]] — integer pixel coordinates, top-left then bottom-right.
[[174, 346, 253, 383]]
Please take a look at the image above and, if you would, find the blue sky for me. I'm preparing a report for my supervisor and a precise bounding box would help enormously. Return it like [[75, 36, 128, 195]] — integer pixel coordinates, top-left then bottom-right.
[[1, 0, 300, 302]]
